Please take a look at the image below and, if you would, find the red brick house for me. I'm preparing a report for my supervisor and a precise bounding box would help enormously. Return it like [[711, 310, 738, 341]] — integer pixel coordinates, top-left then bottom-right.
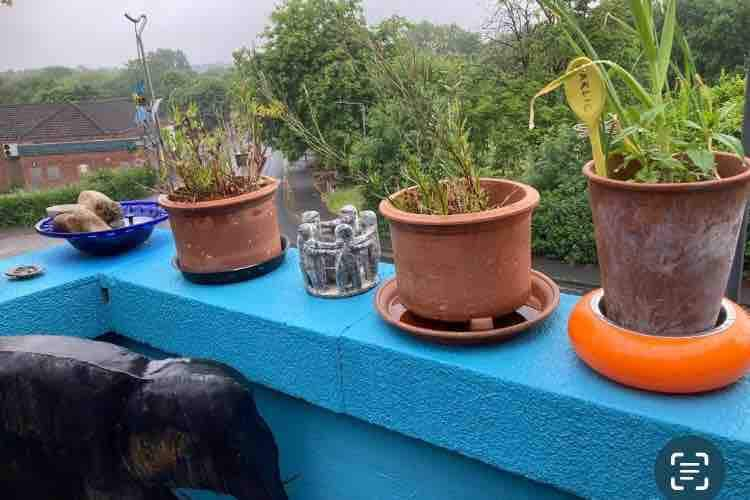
[[0, 98, 150, 191]]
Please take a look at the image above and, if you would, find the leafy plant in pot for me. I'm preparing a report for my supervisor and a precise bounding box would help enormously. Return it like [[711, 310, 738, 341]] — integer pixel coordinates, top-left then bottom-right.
[[531, 0, 750, 336], [379, 99, 540, 323], [258, 45, 544, 331], [159, 102, 282, 275], [361, 46, 542, 326]]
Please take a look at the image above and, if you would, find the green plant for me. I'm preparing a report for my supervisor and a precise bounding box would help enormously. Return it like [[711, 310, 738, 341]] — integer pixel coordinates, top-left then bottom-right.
[[0, 167, 156, 228], [249, 0, 375, 162], [526, 124, 597, 264], [161, 102, 272, 202], [232, 79, 284, 180], [391, 98, 490, 215], [256, 71, 347, 170], [531, 0, 745, 183]]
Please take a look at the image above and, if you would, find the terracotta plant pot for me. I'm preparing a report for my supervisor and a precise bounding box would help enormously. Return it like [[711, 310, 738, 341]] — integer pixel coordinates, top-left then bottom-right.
[[586, 153, 750, 336], [379, 178, 540, 322], [159, 177, 282, 273]]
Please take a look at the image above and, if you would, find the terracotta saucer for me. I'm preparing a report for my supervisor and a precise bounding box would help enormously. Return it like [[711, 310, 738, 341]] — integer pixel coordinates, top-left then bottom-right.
[[375, 270, 560, 345]]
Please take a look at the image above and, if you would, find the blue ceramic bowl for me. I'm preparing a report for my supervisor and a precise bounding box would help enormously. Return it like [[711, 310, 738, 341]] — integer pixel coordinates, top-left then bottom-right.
[[35, 201, 168, 256]]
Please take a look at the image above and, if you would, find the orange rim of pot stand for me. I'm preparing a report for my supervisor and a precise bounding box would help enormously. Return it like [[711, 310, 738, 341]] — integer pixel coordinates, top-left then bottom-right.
[[568, 290, 750, 394]]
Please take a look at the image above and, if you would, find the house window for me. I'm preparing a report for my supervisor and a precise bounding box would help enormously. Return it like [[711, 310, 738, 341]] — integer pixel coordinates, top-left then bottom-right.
[[47, 165, 61, 181]]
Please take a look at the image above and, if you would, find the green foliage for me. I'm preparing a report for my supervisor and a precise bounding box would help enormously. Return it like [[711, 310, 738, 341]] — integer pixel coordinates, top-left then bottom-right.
[[532, 180, 597, 264], [122, 49, 194, 99], [348, 46, 487, 214], [526, 124, 597, 264], [677, 0, 750, 81], [170, 76, 230, 129], [0, 167, 156, 228], [0, 49, 232, 133], [221, 0, 747, 259], [161, 98, 280, 201], [232, 79, 284, 178], [0, 67, 118, 104], [249, 0, 374, 164], [403, 19, 482, 57], [322, 185, 364, 213], [535, 0, 746, 183], [162, 103, 239, 201]]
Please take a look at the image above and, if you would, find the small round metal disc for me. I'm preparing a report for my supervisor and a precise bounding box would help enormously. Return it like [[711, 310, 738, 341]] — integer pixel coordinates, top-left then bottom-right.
[[4, 265, 45, 280]]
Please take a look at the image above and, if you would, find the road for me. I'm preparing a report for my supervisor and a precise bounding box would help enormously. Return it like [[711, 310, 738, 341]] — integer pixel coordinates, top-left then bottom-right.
[[266, 150, 334, 242]]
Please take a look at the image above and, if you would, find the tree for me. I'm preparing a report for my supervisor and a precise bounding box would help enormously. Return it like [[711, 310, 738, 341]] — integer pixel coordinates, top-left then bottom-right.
[[122, 48, 194, 99], [0, 50, 197, 106], [404, 20, 483, 57], [170, 76, 230, 129], [35, 82, 100, 103], [483, 0, 551, 71], [677, 0, 750, 81], [249, 0, 375, 165]]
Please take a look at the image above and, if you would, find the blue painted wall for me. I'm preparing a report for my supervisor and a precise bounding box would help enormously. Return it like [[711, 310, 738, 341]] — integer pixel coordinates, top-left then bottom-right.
[[2, 230, 750, 499], [108, 335, 577, 500]]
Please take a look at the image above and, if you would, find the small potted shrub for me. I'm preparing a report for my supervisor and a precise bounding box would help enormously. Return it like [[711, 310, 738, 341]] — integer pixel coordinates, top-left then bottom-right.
[[379, 100, 540, 322], [258, 46, 541, 324], [531, 0, 750, 335], [159, 103, 282, 274], [348, 47, 541, 323]]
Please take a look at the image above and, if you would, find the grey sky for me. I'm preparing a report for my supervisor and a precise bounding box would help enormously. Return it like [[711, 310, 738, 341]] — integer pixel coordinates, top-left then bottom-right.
[[0, 1, 490, 71]]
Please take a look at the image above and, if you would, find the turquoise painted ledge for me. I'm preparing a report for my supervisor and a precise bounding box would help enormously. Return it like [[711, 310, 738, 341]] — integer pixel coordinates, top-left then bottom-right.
[[1, 229, 749, 500]]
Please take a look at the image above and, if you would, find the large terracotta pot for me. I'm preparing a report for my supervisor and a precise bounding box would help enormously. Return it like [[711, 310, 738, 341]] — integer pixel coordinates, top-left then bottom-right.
[[159, 176, 281, 273], [586, 153, 750, 336], [379, 178, 539, 322]]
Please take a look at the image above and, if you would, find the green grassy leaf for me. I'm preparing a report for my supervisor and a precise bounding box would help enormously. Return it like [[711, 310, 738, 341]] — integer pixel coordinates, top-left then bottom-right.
[[712, 133, 745, 158], [655, 0, 677, 95]]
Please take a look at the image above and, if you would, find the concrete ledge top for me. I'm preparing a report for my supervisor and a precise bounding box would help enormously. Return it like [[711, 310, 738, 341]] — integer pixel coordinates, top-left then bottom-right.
[[2, 229, 749, 499]]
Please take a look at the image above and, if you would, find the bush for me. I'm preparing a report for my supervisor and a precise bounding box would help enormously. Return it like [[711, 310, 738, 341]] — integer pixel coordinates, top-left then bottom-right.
[[525, 124, 597, 264], [0, 167, 157, 228], [532, 178, 597, 264]]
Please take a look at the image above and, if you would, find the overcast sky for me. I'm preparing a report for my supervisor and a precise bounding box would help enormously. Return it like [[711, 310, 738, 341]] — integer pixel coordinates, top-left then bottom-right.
[[0, 1, 490, 71]]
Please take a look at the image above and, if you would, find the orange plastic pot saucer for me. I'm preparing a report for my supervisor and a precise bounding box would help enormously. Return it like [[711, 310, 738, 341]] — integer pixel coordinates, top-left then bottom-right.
[[568, 289, 750, 394]]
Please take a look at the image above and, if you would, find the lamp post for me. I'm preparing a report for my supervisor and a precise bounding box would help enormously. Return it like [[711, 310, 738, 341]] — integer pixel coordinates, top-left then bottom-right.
[[726, 59, 750, 301]]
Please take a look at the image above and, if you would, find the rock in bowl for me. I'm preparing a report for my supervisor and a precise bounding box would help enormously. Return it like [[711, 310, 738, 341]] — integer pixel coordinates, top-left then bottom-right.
[[35, 201, 168, 256]]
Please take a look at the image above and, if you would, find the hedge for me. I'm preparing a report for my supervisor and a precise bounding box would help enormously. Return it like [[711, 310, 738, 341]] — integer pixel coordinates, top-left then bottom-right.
[[0, 167, 157, 228]]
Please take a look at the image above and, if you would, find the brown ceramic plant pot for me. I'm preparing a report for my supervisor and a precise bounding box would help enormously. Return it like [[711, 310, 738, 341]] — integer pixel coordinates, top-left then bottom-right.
[[159, 176, 282, 273], [379, 178, 540, 322], [586, 152, 750, 336]]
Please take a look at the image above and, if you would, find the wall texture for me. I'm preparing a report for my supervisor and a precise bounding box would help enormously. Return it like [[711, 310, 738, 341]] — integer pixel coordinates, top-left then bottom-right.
[[1, 231, 749, 500], [17, 148, 146, 190]]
